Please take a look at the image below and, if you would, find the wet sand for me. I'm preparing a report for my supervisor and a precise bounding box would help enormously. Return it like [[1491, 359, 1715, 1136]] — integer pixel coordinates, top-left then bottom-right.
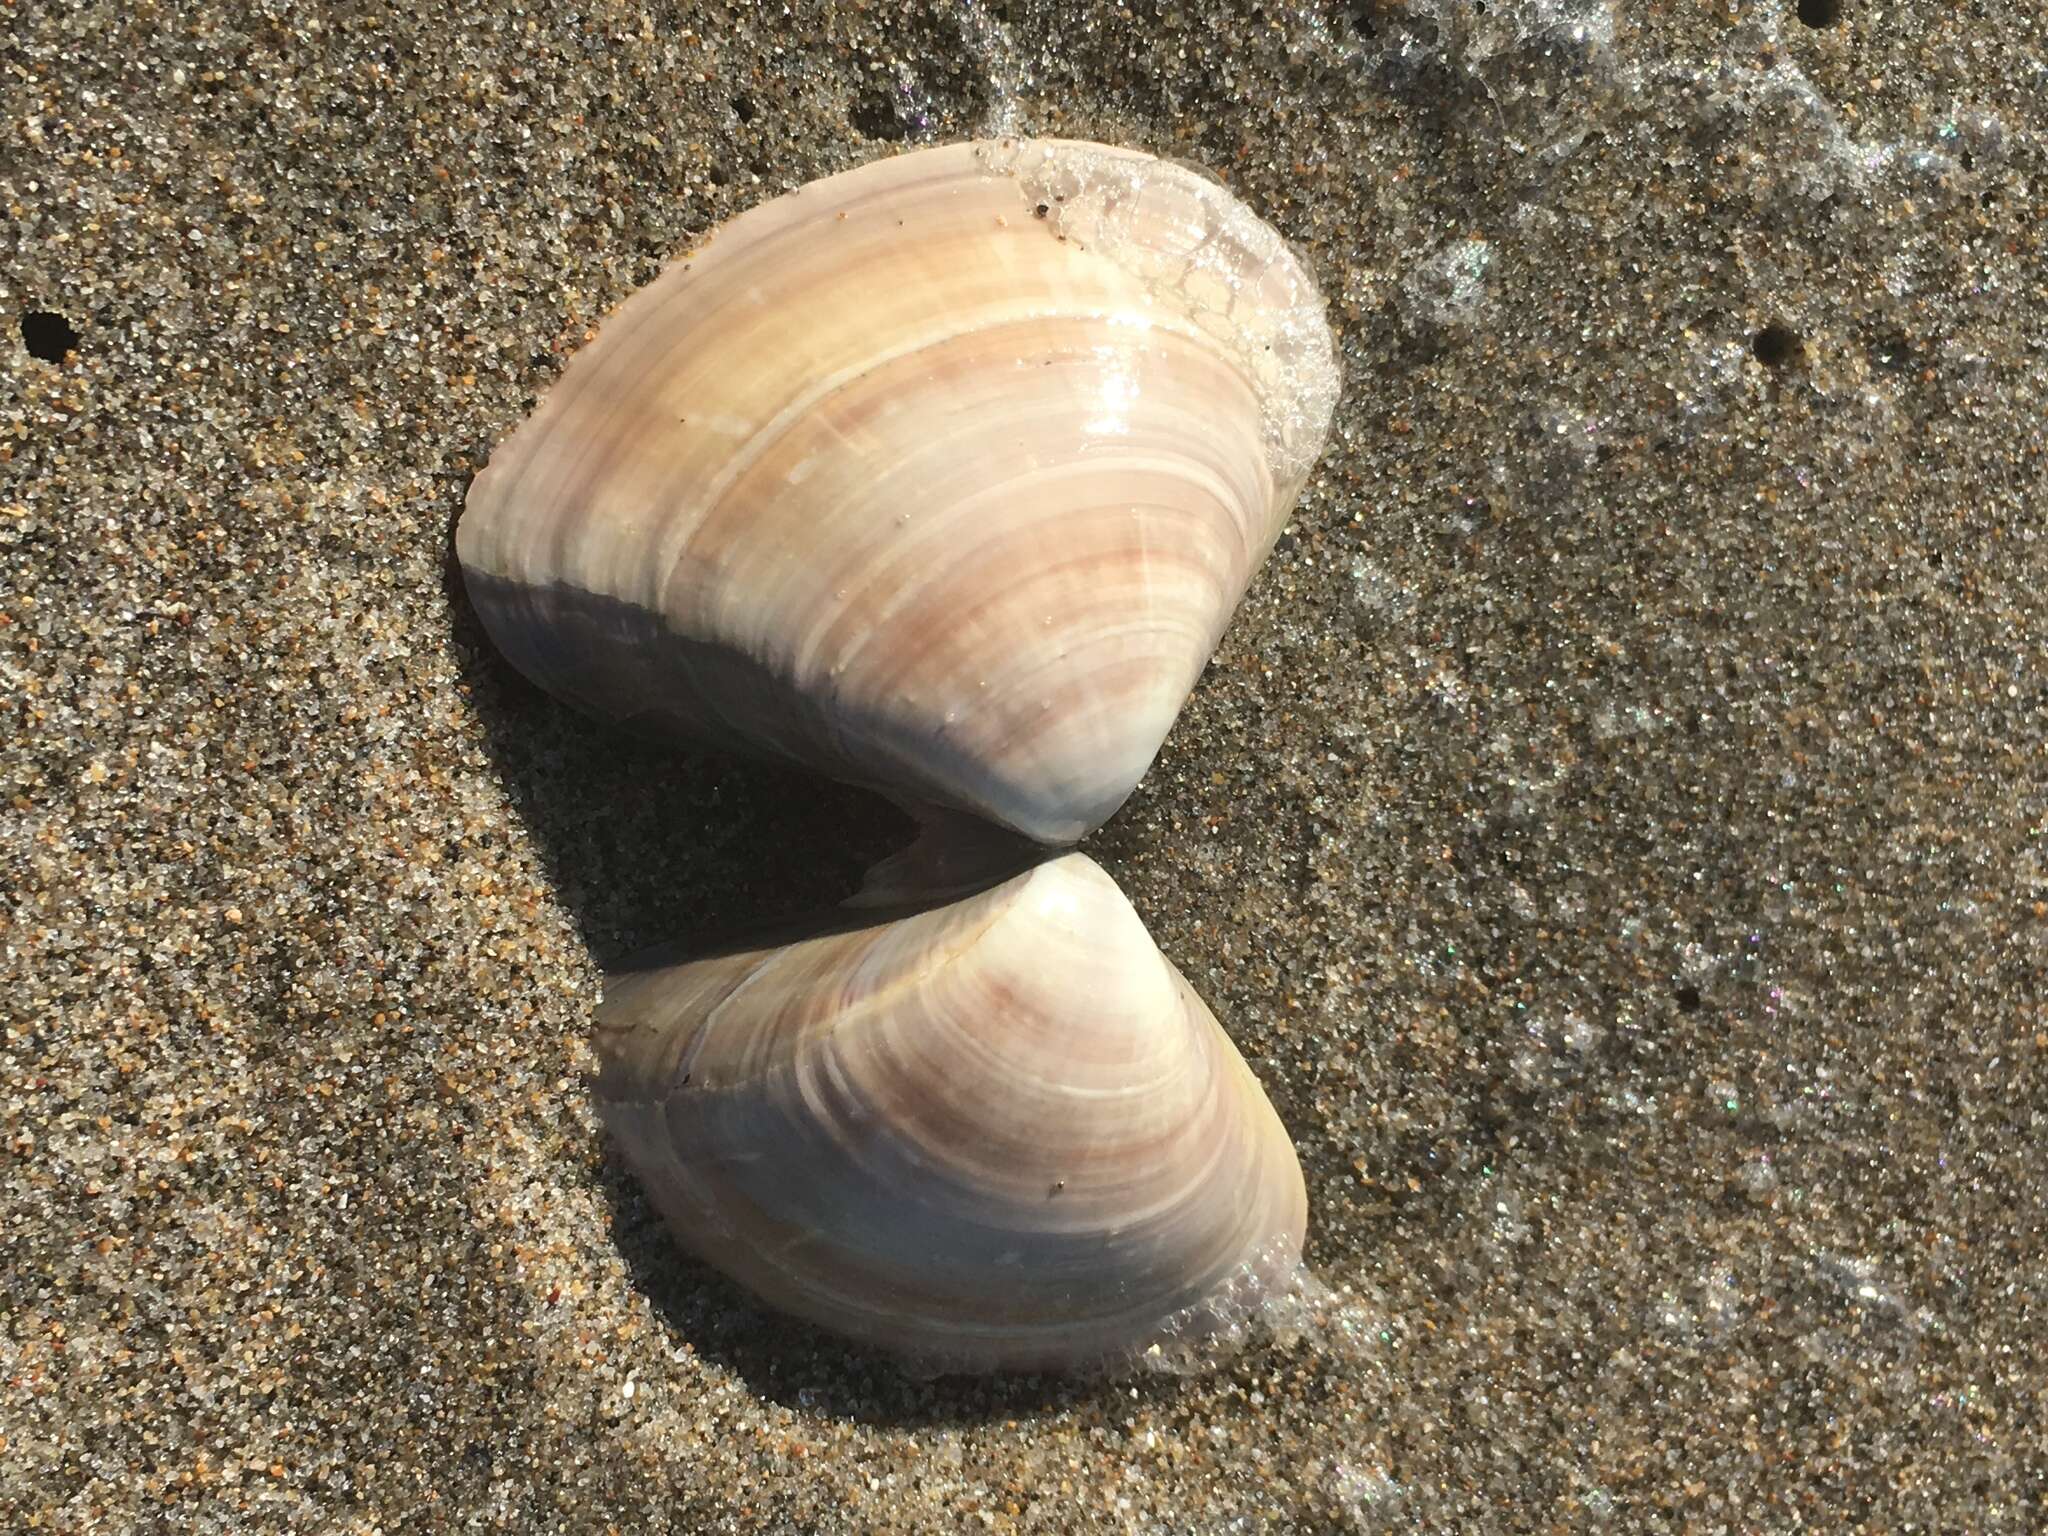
[[6, 2, 2046, 1530]]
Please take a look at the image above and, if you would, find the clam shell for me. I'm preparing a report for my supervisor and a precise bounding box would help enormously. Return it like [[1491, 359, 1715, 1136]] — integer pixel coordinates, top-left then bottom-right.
[[458, 138, 1339, 843], [594, 852, 1308, 1373]]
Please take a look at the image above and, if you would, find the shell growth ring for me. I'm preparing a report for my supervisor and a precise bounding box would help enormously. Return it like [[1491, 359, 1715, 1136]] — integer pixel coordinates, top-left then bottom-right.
[[458, 139, 1340, 1373]]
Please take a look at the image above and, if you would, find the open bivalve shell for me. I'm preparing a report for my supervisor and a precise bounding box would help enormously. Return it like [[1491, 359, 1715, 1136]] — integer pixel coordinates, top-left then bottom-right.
[[458, 137, 1340, 844], [595, 853, 1309, 1374], [462, 137, 1337, 1373]]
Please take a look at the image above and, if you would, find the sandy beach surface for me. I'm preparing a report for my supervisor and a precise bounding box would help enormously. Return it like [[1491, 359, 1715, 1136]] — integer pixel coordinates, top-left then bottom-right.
[[7, 1, 2046, 1530]]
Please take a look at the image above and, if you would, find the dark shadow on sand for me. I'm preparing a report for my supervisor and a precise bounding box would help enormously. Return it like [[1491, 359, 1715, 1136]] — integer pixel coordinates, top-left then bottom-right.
[[443, 512, 915, 963]]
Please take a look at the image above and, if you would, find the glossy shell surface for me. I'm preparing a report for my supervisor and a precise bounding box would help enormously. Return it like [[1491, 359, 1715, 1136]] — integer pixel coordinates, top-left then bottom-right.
[[458, 138, 1339, 842], [595, 853, 1309, 1373]]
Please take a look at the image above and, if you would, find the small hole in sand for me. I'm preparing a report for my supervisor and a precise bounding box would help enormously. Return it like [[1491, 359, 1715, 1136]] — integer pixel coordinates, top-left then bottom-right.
[[1797, 0, 1843, 27], [22, 310, 79, 363], [1751, 324, 1804, 370], [851, 91, 907, 142]]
